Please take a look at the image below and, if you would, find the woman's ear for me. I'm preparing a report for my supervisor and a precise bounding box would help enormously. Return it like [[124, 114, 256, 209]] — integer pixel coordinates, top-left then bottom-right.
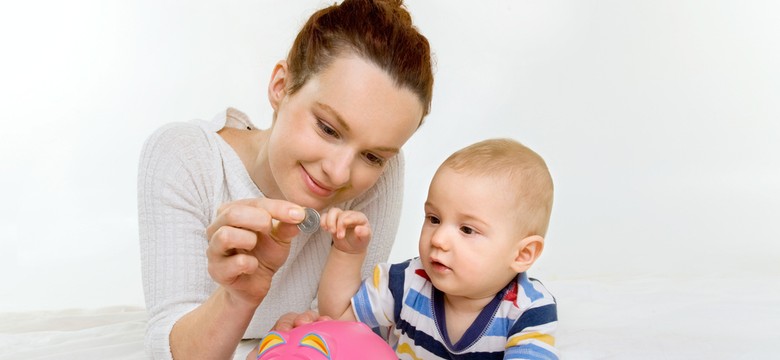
[[510, 235, 545, 274], [268, 60, 289, 112]]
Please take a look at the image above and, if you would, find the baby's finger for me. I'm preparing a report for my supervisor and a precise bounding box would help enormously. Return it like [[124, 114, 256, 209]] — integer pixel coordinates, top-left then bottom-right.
[[321, 208, 342, 234], [337, 211, 368, 228], [354, 224, 372, 241]]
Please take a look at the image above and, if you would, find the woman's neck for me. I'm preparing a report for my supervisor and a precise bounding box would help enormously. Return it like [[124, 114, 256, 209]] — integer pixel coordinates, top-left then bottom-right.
[[218, 127, 275, 197]]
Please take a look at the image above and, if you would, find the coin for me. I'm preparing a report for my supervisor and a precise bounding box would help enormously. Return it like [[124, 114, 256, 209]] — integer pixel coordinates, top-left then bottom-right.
[[297, 207, 320, 234]]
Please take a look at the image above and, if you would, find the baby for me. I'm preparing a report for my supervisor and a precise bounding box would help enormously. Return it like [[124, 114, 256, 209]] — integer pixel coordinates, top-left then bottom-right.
[[318, 138, 559, 359]]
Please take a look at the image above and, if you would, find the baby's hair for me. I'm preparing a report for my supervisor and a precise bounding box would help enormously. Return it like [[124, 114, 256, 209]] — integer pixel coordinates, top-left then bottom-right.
[[441, 138, 554, 237], [286, 0, 434, 122]]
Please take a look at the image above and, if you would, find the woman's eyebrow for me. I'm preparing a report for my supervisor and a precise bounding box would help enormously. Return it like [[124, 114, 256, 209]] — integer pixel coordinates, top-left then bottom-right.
[[314, 101, 400, 154], [315, 102, 350, 132]]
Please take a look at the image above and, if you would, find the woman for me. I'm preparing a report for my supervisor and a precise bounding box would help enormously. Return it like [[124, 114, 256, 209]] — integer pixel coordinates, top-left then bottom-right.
[[137, 0, 434, 359]]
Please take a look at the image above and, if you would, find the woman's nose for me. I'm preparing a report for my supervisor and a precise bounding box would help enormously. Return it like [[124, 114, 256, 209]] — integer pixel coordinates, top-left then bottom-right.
[[321, 148, 353, 187]]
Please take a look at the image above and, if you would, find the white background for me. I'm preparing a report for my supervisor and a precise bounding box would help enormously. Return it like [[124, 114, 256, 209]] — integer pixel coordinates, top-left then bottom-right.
[[1, 0, 778, 312]]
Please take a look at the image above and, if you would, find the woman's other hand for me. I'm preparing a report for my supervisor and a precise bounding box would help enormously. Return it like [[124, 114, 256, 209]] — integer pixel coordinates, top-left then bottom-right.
[[245, 311, 332, 360], [272, 310, 332, 332]]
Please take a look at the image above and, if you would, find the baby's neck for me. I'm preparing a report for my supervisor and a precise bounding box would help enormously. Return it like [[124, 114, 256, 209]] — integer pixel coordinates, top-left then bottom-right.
[[442, 293, 495, 344]]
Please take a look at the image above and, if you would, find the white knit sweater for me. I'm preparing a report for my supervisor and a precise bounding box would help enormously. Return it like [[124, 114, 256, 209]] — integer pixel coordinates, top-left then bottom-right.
[[137, 108, 404, 359]]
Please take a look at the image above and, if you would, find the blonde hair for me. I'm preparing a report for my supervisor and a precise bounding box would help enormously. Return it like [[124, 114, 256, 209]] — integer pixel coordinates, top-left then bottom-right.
[[441, 138, 554, 237]]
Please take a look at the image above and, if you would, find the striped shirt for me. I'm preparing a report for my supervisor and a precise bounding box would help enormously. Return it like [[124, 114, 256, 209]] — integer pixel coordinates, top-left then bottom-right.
[[351, 258, 559, 360]]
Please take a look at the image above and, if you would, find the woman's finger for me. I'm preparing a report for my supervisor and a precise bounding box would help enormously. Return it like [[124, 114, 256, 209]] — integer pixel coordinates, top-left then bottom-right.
[[271, 310, 322, 332], [292, 310, 321, 327], [208, 226, 257, 254], [272, 312, 299, 332], [208, 198, 307, 238], [207, 252, 259, 284], [234, 197, 307, 227]]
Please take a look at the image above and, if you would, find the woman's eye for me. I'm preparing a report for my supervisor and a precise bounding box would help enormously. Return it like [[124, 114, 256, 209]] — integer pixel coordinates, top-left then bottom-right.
[[364, 152, 386, 166], [316, 120, 339, 139], [460, 226, 475, 235], [426, 215, 440, 225]]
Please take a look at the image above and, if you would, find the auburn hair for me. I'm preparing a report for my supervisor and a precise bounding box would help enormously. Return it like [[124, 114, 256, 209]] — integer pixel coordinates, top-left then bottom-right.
[[286, 0, 434, 122]]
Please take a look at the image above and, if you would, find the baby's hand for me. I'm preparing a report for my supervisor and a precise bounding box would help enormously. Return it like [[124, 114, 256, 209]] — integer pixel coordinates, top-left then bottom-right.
[[320, 208, 372, 255]]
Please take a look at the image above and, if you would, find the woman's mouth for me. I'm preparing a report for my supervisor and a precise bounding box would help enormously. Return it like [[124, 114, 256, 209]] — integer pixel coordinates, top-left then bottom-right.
[[301, 166, 335, 197]]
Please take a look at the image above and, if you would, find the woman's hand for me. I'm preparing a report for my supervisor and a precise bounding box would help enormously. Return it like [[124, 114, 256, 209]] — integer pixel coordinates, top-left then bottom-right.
[[320, 208, 372, 255], [205, 198, 306, 309], [272, 310, 332, 331]]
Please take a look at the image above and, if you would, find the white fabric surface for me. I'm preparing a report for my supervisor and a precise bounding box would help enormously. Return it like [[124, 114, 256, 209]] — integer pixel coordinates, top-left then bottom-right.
[[2, 275, 778, 359]]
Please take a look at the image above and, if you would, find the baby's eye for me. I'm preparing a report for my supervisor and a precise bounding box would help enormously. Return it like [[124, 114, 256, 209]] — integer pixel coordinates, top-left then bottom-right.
[[316, 120, 340, 139], [460, 226, 475, 235], [426, 215, 440, 225]]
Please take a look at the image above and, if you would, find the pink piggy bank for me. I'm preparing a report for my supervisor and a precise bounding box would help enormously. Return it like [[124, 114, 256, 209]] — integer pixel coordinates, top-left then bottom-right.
[[255, 320, 396, 360]]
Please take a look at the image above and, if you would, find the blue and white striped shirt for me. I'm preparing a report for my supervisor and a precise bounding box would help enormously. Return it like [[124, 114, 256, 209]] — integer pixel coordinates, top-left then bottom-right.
[[351, 258, 559, 360]]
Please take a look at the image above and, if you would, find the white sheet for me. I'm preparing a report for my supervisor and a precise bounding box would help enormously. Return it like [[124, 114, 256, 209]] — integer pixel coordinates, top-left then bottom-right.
[[2, 275, 778, 359], [552, 275, 780, 359], [0, 306, 146, 360]]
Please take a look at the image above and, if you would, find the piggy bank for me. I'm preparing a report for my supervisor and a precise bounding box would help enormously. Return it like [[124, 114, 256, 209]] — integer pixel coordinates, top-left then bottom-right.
[[256, 320, 396, 359]]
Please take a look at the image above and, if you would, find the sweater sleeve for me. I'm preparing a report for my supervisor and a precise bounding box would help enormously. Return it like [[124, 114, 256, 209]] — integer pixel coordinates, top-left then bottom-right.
[[137, 122, 219, 360]]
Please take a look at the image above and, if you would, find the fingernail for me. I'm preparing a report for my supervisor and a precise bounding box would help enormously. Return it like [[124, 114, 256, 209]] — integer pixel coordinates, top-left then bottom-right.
[[289, 208, 304, 221]]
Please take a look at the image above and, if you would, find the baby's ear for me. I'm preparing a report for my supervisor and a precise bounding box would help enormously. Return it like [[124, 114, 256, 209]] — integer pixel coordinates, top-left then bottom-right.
[[510, 235, 544, 273]]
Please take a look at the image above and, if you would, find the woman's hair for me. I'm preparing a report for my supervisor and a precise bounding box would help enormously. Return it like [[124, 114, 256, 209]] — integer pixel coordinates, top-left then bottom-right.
[[286, 0, 434, 122], [441, 138, 555, 237]]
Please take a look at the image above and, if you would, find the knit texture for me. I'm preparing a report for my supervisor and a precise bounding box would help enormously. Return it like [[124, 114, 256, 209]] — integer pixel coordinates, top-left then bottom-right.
[[137, 108, 404, 359]]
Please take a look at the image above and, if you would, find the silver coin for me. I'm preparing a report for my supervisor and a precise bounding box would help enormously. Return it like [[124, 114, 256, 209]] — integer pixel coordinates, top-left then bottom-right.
[[297, 207, 320, 234]]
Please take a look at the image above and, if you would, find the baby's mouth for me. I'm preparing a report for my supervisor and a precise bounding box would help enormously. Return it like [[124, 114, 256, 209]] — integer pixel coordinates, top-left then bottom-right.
[[430, 259, 451, 272]]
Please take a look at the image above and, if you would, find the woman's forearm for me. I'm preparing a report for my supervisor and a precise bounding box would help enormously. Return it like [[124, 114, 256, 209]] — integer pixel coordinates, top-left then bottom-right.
[[170, 287, 259, 360]]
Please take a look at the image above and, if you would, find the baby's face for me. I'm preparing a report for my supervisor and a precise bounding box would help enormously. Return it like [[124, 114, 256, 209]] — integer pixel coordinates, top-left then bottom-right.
[[418, 168, 524, 299]]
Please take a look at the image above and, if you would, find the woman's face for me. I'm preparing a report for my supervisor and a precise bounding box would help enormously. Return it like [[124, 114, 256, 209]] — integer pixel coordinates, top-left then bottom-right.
[[262, 55, 423, 210]]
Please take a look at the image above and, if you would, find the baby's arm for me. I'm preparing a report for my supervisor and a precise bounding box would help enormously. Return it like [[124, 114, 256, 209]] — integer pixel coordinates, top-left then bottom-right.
[[317, 208, 372, 321]]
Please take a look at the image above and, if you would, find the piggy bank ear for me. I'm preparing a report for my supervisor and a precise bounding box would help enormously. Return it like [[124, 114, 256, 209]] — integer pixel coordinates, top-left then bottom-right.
[[299, 333, 330, 359], [257, 332, 287, 358]]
